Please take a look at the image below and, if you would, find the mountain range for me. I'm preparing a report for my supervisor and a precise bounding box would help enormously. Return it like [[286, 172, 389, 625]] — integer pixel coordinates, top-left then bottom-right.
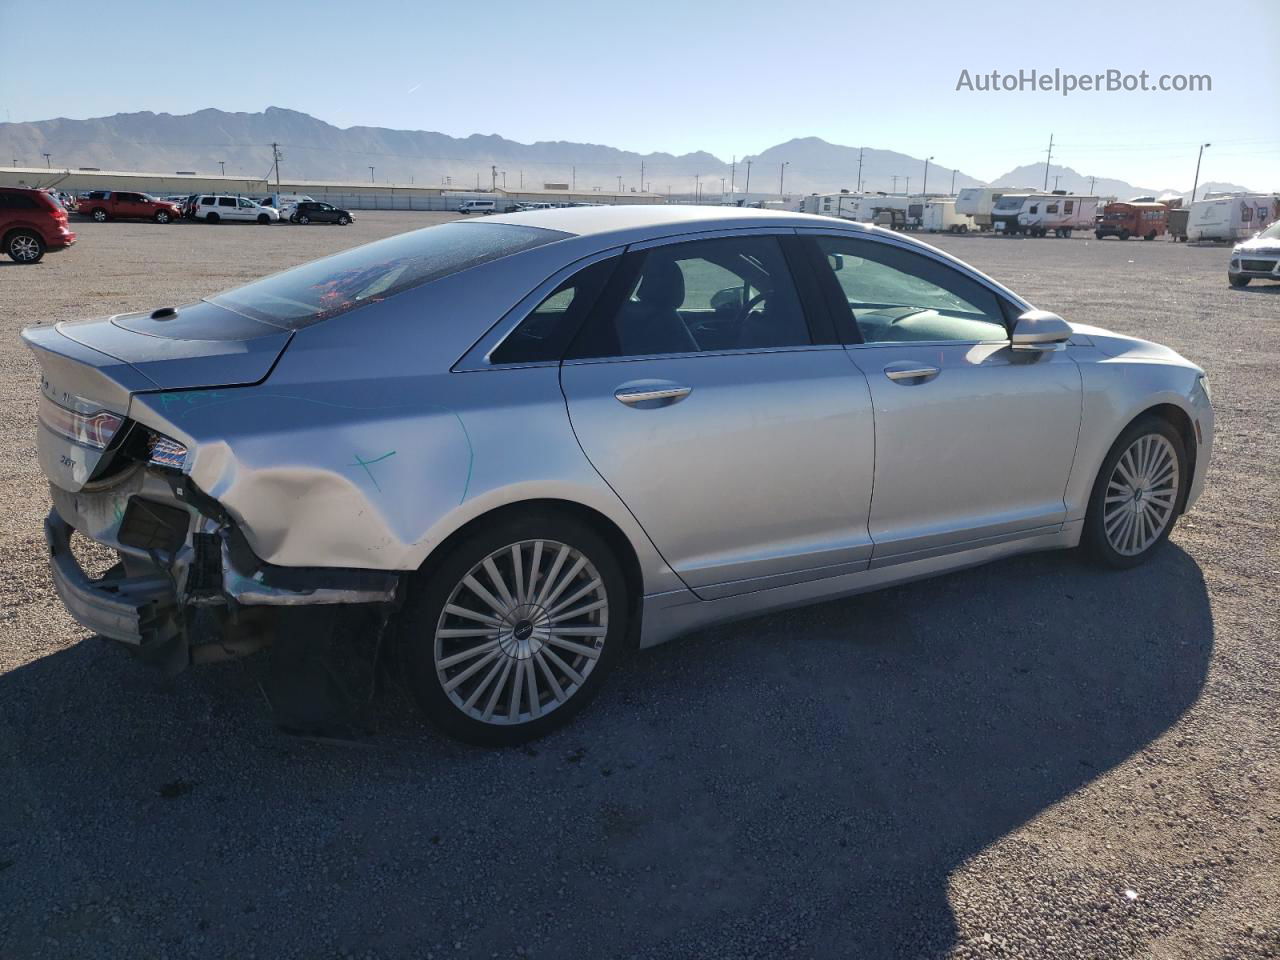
[[0, 107, 1255, 200]]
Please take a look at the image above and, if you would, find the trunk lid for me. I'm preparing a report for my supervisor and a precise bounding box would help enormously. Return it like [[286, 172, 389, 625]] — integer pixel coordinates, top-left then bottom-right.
[[22, 300, 292, 493]]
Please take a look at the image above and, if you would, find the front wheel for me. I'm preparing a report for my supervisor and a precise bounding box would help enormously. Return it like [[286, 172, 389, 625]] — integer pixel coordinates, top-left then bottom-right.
[[91, 208, 108, 222], [1119, 229, 1130, 241], [1228, 274, 1250, 287], [257, 213, 270, 224], [154, 210, 171, 223], [400, 513, 629, 745], [1084, 416, 1187, 569], [337, 214, 350, 225]]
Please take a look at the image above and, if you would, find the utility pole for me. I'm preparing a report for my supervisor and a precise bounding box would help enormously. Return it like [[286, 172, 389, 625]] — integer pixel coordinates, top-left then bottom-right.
[[369, 166, 375, 182], [42, 152, 51, 168], [694, 173, 700, 202], [571, 165, 575, 190], [857, 147, 864, 193], [1089, 175, 1097, 194], [1191, 142, 1211, 203], [730, 155, 736, 195], [271, 142, 282, 189], [950, 169, 956, 194], [779, 161, 789, 197], [501, 171, 507, 189], [922, 156, 934, 196], [905, 176, 910, 195], [219, 160, 225, 176], [1053, 175, 1061, 191], [519, 170, 523, 189], [744, 159, 752, 196], [720, 177, 726, 196], [891, 175, 899, 193], [1043, 132, 1054, 190], [640, 161, 645, 193], [491, 165, 498, 191]]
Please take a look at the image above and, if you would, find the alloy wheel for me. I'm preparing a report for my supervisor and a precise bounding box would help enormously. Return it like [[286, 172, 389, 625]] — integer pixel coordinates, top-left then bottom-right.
[[1103, 434, 1179, 556], [9, 233, 41, 262], [433, 539, 609, 726]]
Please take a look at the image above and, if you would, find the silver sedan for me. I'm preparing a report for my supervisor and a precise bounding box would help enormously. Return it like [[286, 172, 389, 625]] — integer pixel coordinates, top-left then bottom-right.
[[23, 207, 1214, 743]]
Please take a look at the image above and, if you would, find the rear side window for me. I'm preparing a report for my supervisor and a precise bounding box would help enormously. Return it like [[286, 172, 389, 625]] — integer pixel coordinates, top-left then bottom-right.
[[490, 256, 621, 365], [210, 221, 569, 329], [218, 197, 236, 207]]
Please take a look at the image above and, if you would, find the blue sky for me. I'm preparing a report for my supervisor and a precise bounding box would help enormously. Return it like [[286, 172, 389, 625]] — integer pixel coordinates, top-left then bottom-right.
[[3, 0, 1277, 189]]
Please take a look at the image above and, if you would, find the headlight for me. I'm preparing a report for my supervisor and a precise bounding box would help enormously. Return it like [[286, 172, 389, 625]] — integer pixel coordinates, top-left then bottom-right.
[[1197, 373, 1212, 403]]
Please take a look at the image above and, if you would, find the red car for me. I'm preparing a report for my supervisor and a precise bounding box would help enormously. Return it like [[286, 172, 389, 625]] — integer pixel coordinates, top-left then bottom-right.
[[77, 190, 181, 223], [0, 187, 77, 264]]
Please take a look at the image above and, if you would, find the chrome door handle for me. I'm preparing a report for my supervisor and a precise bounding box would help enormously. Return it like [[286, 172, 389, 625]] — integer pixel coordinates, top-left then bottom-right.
[[614, 384, 692, 406], [884, 364, 940, 383]]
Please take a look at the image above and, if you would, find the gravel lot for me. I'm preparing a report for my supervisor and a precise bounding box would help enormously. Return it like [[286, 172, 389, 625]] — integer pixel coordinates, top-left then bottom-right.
[[1, 213, 1277, 959]]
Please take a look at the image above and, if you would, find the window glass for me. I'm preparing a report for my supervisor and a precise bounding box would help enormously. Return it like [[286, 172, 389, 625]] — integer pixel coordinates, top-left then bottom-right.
[[211, 221, 568, 330], [812, 235, 1009, 344], [571, 235, 810, 359], [490, 256, 620, 365], [1064, 200, 1074, 213], [239, 198, 256, 208], [218, 197, 236, 207]]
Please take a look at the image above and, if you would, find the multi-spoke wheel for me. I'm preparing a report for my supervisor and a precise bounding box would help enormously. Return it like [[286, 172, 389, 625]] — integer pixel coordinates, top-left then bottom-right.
[[1085, 416, 1187, 568], [6, 230, 45, 263], [401, 513, 629, 744]]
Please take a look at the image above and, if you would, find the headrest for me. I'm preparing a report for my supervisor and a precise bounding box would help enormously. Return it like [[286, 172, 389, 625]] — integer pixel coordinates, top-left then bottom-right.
[[636, 258, 685, 310]]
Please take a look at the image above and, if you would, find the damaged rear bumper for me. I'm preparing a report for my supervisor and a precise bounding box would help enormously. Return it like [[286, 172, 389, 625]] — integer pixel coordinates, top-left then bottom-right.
[[44, 472, 401, 651]]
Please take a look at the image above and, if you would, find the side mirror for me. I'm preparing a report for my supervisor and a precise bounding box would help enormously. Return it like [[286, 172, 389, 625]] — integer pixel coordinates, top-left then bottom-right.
[[1011, 309, 1073, 351], [829, 253, 844, 271]]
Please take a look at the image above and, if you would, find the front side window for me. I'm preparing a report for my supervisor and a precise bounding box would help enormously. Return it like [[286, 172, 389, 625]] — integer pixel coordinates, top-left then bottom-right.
[[570, 235, 811, 359], [210, 221, 568, 330], [812, 235, 1009, 344], [239, 198, 256, 208]]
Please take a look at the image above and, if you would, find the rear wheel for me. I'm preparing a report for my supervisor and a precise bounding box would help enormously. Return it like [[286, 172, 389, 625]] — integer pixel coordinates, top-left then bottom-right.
[[1144, 231, 1156, 241], [1096, 231, 1105, 240], [205, 212, 220, 224], [400, 512, 629, 745], [298, 215, 310, 224], [5, 230, 45, 263], [154, 209, 171, 223], [91, 208, 108, 222], [1084, 416, 1187, 569], [1119, 229, 1130, 241]]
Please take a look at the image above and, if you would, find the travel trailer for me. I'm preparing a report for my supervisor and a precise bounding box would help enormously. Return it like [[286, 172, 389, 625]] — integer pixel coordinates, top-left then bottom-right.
[[1015, 193, 1101, 237], [1186, 194, 1280, 242], [955, 187, 1034, 230], [989, 193, 1037, 233], [920, 198, 975, 233], [804, 193, 924, 229]]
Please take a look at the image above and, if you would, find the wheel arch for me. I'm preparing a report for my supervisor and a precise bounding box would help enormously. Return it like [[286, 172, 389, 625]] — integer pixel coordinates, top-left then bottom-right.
[[1090, 402, 1198, 518], [2, 226, 43, 250], [412, 498, 646, 646]]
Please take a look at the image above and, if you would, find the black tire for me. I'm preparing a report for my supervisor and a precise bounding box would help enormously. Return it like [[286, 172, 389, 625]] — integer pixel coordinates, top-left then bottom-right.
[[399, 511, 630, 745], [959, 224, 968, 234], [5, 229, 45, 263], [1119, 229, 1130, 241], [91, 207, 108, 222], [1064, 228, 1073, 238], [1229, 274, 1250, 287], [257, 213, 270, 224], [154, 209, 171, 223], [1096, 231, 1105, 240], [337, 214, 350, 225], [205, 212, 220, 224], [1144, 231, 1156, 241], [298, 215, 310, 224], [1083, 415, 1188, 569]]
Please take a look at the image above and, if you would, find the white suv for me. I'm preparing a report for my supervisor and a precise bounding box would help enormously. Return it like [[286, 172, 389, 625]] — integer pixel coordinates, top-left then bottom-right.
[[194, 195, 280, 224]]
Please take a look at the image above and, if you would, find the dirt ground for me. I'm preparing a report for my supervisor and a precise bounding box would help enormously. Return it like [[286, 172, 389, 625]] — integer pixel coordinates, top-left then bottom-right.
[[1, 212, 1276, 959]]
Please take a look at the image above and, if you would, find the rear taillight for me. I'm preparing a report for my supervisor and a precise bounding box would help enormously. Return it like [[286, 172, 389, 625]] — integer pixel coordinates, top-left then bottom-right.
[[38, 394, 124, 449]]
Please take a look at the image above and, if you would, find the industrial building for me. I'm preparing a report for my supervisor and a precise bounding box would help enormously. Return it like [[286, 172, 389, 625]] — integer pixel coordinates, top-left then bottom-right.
[[0, 166, 666, 210]]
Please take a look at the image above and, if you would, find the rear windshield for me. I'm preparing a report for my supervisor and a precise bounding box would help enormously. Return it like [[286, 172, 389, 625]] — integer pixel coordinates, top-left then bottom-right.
[[209, 221, 568, 329]]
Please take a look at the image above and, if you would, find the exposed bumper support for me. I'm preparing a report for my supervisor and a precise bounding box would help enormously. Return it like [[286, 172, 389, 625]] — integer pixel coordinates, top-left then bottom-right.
[[44, 510, 179, 646]]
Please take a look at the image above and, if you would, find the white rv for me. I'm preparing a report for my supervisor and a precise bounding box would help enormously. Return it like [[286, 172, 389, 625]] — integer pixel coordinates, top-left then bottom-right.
[[920, 198, 975, 233], [989, 193, 1037, 234], [1016, 194, 1101, 237], [1186, 194, 1280, 242], [955, 187, 1034, 229]]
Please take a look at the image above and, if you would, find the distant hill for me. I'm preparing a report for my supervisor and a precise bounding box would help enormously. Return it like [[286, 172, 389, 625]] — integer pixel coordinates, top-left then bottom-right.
[[0, 107, 983, 196], [989, 162, 1256, 202]]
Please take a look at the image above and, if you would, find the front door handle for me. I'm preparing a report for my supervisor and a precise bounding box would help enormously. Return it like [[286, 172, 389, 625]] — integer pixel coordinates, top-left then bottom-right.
[[614, 382, 692, 407], [883, 363, 940, 383]]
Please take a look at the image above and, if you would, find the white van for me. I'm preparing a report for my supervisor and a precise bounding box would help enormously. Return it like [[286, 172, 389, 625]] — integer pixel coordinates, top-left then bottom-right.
[[458, 199, 496, 215], [194, 195, 281, 224]]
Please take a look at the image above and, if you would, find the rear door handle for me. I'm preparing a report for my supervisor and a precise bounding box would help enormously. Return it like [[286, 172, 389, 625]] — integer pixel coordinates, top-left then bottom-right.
[[883, 363, 940, 383], [614, 382, 692, 407]]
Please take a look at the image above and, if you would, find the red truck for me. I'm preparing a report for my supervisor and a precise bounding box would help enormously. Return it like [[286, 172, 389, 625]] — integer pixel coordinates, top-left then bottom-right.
[[77, 190, 181, 224]]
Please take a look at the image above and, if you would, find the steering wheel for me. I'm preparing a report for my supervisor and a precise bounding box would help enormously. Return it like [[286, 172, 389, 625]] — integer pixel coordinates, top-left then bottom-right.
[[734, 291, 768, 324]]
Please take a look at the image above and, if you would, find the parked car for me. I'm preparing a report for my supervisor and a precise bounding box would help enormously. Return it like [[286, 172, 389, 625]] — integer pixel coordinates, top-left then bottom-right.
[[1228, 219, 1280, 287], [77, 190, 182, 223], [290, 201, 352, 225], [0, 186, 77, 263], [192, 195, 280, 224], [21, 207, 1214, 744], [1095, 202, 1169, 241], [458, 199, 496, 214]]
